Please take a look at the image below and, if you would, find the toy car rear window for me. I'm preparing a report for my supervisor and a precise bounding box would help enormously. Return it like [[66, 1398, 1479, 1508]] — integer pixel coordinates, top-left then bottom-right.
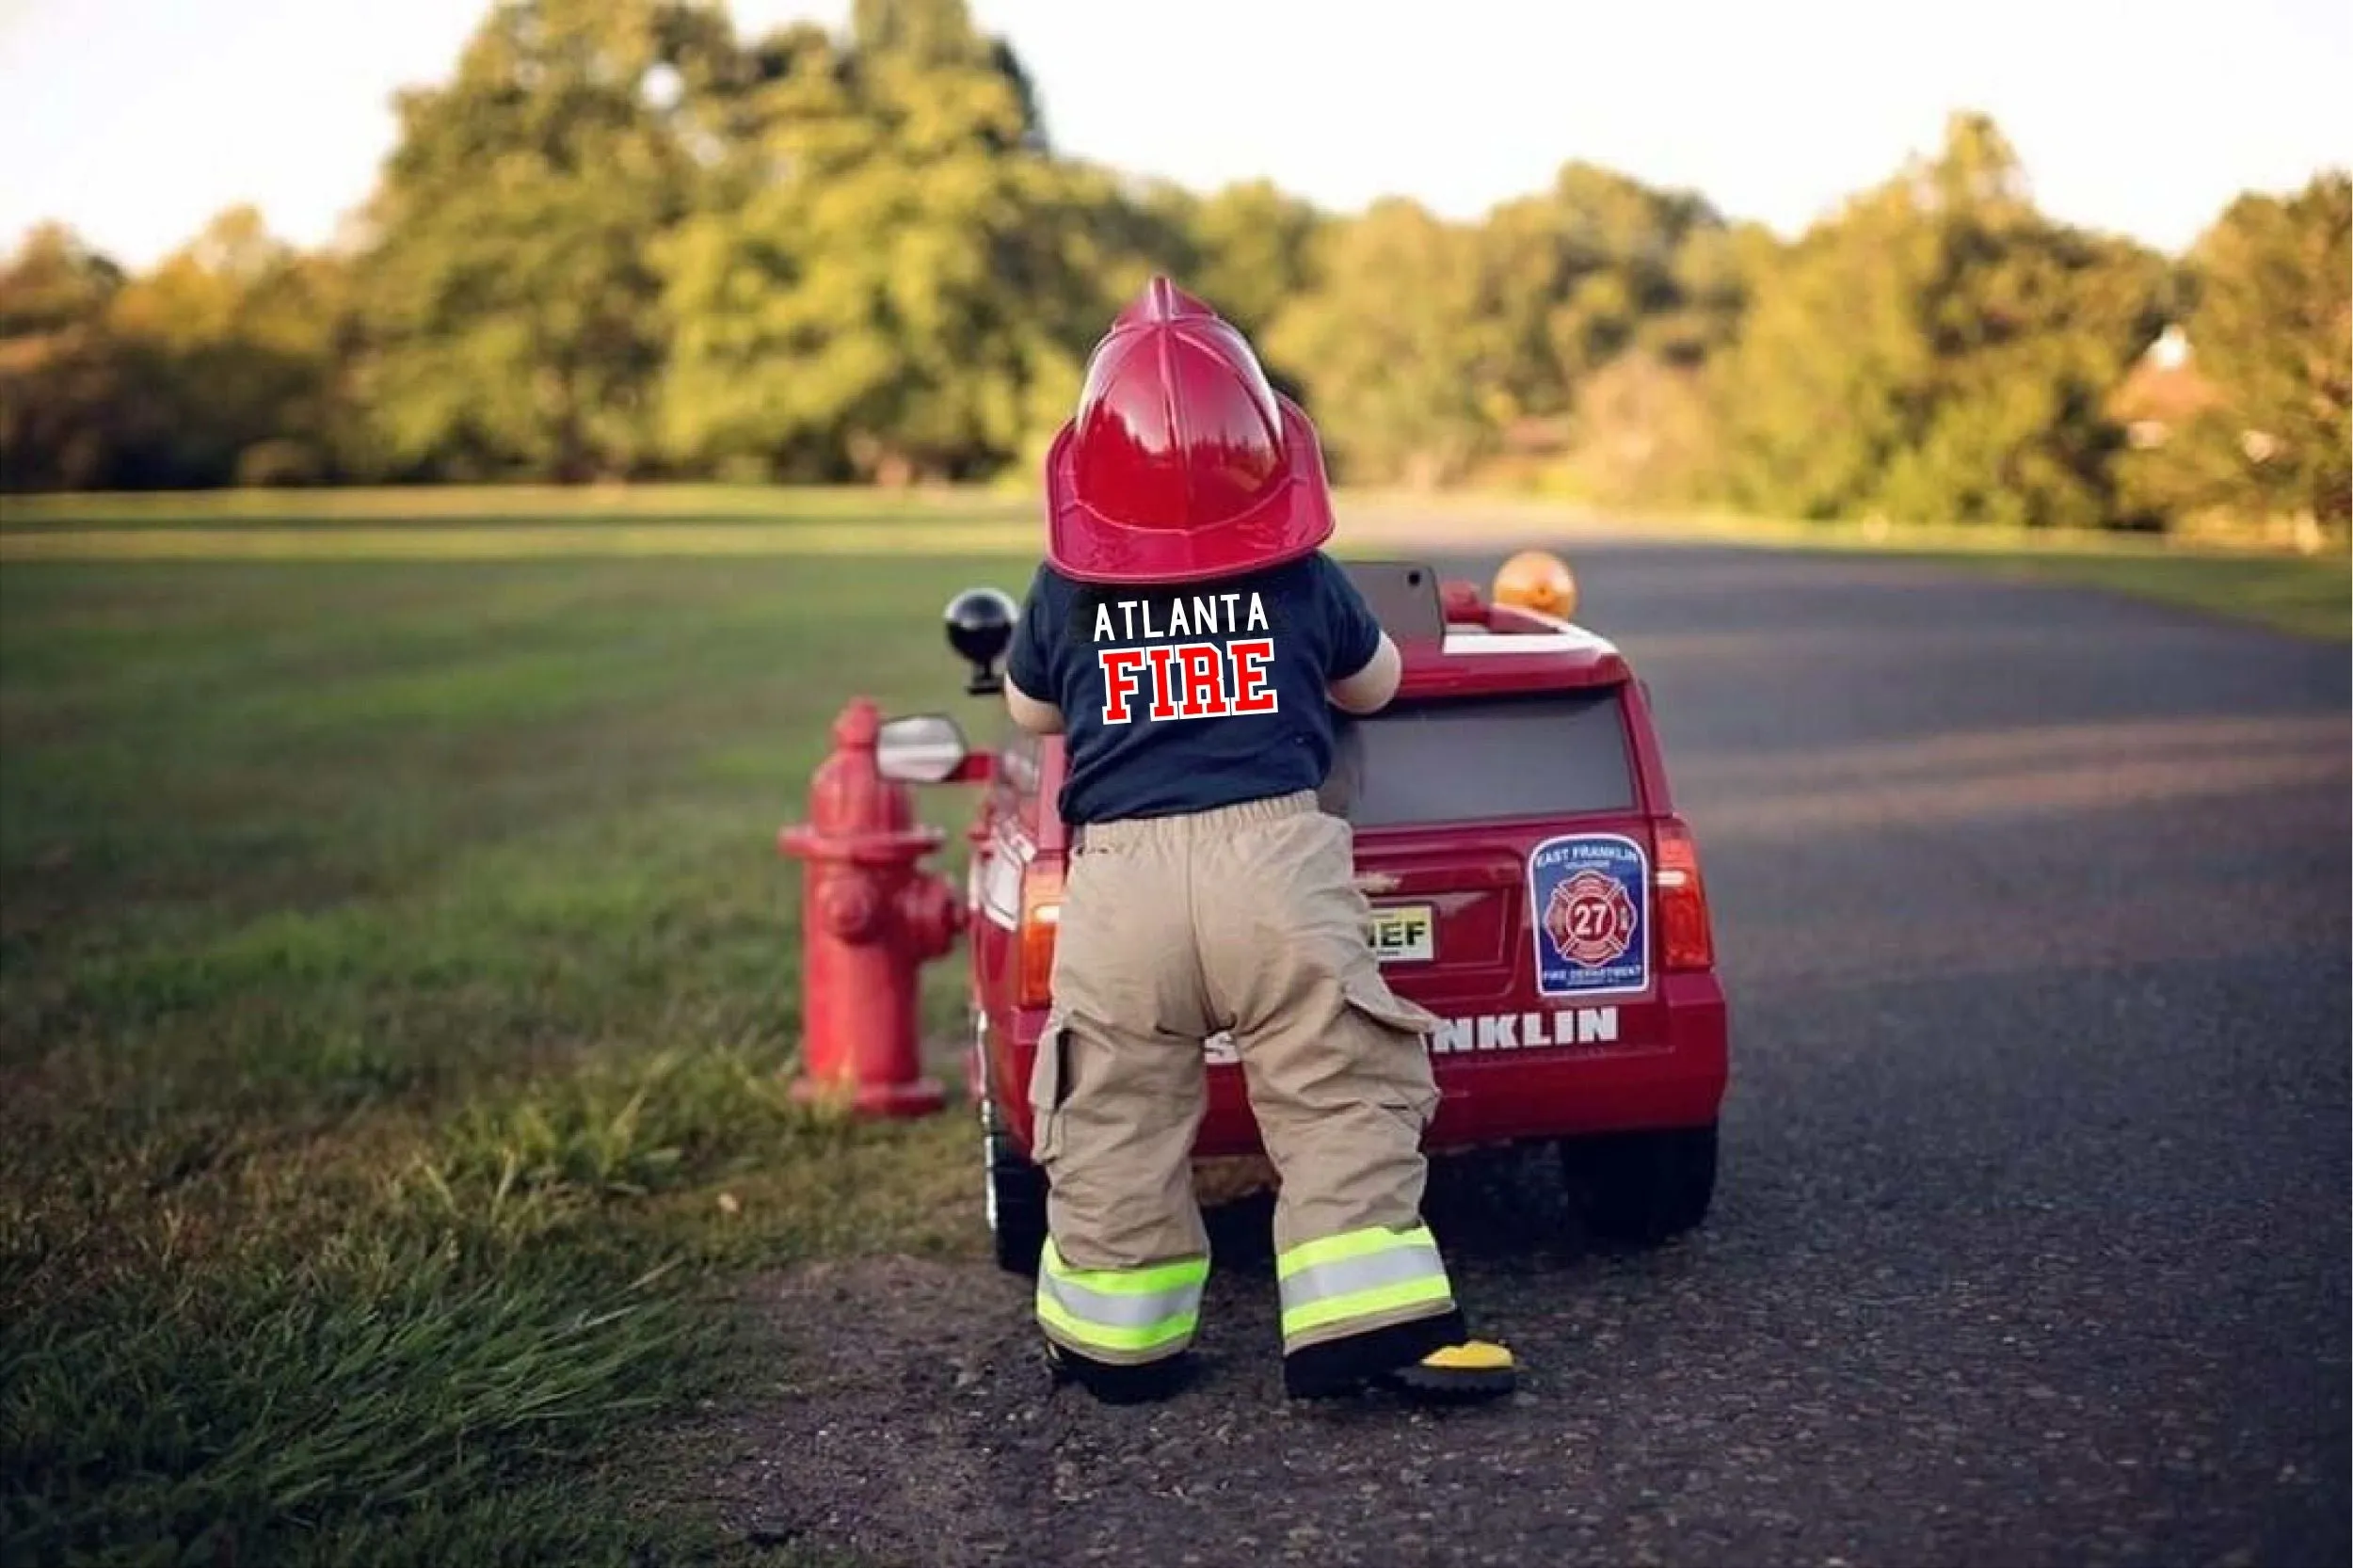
[[1319, 690, 1637, 826]]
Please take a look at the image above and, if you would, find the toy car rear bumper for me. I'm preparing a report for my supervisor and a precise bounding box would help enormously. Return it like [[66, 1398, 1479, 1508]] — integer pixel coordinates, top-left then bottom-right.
[[1197, 975, 1727, 1157], [984, 974, 1728, 1160]]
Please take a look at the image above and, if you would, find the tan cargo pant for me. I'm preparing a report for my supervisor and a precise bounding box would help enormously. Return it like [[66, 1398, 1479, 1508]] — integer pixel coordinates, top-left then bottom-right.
[[1029, 790, 1466, 1376]]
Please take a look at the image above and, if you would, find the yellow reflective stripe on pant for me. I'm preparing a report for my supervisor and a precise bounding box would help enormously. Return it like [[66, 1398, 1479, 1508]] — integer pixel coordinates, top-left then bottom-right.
[[1276, 1224, 1454, 1344], [1035, 1239, 1209, 1361]]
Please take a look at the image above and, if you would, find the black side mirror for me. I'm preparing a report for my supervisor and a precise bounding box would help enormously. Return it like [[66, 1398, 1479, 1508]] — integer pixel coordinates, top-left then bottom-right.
[[945, 587, 1018, 696]]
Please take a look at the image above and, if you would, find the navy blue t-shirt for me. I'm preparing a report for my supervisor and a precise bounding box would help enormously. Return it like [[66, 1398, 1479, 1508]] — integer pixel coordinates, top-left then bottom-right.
[[1004, 551, 1385, 827]]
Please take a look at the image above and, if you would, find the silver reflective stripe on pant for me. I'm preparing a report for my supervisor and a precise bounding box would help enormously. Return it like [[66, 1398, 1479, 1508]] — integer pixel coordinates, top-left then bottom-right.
[[1276, 1224, 1454, 1346], [1035, 1238, 1208, 1363]]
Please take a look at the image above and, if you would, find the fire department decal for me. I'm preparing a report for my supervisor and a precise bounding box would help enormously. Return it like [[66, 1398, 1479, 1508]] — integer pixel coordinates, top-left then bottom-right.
[[1528, 833, 1650, 999]]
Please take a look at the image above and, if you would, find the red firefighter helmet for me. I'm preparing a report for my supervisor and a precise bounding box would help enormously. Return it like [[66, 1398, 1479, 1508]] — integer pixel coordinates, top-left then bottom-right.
[[1044, 277, 1336, 584]]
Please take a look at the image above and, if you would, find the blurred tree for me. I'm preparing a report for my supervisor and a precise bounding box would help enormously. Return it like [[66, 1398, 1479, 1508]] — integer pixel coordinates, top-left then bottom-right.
[[1700, 189, 1929, 520], [1658, 216, 1766, 367], [655, 3, 1159, 483], [2133, 172, 2351, 536], [0, 224, 124, 339], [1096, 177, 1322, 399], [1180, 181, 1327, 353], [1473, 166, 1748, 424], [1874, 221, 2169, 531], [0, 224, 126, 490], [1265, 198, 1493, 487], [852, 0, 978, 60], [1545, 164, 1739, 376], [854, 0, 1047, 150], [1466, 164, 1757, 492], [1559, 350, 1720, 507], [0, 213, 349, 489], [1712, 111, 2168, 528], [102, 207, 351, 487], [346, 0, 738, 481]]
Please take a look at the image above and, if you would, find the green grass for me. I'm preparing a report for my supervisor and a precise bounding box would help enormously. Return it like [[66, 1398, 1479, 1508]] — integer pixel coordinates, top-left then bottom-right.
[[1621, 507, 2350, 641], [1857, 545, 2349, 641], [0, 484, 1039, 525], [0, 549, 1027, 1564]]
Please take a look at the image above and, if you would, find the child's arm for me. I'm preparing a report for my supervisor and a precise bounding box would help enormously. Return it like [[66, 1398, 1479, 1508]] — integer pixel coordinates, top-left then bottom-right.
[[1002, 567, 1065, 735], [1320, 555, 1403, 714], [1004, 674, 1066, 735], [1328, 633, 1402, 714]]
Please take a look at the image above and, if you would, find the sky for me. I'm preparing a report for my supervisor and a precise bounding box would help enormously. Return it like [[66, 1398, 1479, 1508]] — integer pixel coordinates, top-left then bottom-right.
[[1, 0, 2346, 271]]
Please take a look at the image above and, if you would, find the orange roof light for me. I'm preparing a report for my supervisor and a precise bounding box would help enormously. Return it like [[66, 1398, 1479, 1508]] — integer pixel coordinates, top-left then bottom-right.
[[1493, 551, 1579, 621]]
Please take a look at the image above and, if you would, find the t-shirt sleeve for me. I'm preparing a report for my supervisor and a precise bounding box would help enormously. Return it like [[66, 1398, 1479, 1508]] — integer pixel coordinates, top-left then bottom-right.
[[1004, 563, 1059, 699], [1318, 554, 1385, 680]]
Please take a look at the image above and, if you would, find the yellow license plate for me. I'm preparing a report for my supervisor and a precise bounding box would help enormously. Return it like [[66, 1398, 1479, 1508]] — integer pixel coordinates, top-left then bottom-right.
[[1368, 904, 1436, 964]]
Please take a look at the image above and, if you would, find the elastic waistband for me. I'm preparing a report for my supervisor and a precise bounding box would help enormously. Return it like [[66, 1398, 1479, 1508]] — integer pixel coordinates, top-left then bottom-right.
[[1072, 790, 1319, 850]]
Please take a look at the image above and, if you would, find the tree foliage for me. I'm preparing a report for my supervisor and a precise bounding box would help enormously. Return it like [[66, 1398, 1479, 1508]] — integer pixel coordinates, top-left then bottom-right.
[[1266, 199, 1495, 487], [0, 8, 2343, 541], [1711, 114, 2172, 529], [0, 212, 347, 488], [2121, 172, 2351, 532], [653, 8, 1148, 482], [0, 224, 131, 490], [344, 0, 739, 482]]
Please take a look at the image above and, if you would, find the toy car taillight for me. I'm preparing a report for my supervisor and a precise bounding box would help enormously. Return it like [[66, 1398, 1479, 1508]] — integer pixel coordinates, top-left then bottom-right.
[[1017, 859, 1063, 1009], [1653, 815, 1716, 971]]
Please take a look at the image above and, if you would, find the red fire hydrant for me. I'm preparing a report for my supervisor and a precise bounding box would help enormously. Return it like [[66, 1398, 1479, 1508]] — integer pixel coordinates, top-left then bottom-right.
[[777, 698, 961, 1117]]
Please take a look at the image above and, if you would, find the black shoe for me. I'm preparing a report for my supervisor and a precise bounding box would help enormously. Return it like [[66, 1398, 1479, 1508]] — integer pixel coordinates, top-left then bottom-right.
[[1283, 1309, 1469, 1400], [1281, 1309, 1519, 1403], [1046, 1341, 1195, 1405]]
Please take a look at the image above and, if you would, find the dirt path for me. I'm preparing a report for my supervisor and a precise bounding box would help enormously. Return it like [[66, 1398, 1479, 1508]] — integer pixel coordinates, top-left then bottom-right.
[[703, 1168, 1612, 1568]]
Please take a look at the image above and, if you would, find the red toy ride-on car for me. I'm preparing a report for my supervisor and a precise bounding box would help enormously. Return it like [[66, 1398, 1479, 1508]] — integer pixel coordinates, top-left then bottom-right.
[[875, 552, 1731, 1275]]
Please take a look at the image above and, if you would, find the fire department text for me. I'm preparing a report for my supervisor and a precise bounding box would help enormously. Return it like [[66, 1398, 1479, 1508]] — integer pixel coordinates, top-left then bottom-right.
[[1099, 640, 1279, 725]]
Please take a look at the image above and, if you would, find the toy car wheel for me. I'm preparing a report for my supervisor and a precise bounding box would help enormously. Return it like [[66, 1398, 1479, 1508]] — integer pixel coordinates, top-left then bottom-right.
[[1563, 1124, 1718, 1245], [982, 1088, 1049, 1278]]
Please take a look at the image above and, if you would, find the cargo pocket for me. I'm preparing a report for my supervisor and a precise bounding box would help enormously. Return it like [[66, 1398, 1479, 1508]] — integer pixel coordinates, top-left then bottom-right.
[[1027, 1011, 1075, 1165], [1338, 968, 1444, 1129]]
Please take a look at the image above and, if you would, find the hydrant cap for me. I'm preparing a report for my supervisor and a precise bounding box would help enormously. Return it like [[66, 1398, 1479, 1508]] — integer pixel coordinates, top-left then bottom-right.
[[832, 698, 882, 751], [807, 697, 918, 839]]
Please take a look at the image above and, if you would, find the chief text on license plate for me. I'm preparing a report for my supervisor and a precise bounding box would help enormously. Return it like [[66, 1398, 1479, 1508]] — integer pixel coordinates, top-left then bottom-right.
[[1369, 904, 1435, 964]]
